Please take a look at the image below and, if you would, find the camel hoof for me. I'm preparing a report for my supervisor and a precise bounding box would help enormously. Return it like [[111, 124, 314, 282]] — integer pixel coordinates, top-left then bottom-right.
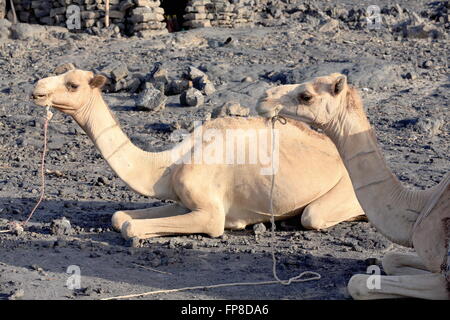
[[121, 220, 138, 240], [111, 211, 131, 232], [347, 274, 371, 300]]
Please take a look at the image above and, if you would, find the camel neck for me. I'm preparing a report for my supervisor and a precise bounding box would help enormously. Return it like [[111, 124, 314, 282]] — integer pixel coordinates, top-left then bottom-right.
[[72, 92, 175, 199], [323, 89, 430, 247]]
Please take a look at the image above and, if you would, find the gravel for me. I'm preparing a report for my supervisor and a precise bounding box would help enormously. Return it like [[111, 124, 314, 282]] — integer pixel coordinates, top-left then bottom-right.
[[0, 0, 448, 300]]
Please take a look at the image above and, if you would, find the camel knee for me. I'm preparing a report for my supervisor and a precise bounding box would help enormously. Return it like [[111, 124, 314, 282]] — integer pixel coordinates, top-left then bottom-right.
[[206, 227, 224, 238], [382, 252, 402, 275], [204, 215, 225, 238], [111, 211, 131, 232], [347, 274, 371, 300], [301, 208, 325, 230]]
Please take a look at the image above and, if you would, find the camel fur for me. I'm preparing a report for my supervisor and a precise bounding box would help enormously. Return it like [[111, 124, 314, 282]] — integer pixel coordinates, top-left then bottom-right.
[[256, 73, 449, 300], [31, 69, 365, 240]]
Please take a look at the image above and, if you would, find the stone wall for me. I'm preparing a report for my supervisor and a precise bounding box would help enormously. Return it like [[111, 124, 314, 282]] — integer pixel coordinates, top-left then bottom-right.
[[9, 0, 263, 36], [10, 0, 167, 36], [183, 0, 255, 28], [0, 0, 5, 19]]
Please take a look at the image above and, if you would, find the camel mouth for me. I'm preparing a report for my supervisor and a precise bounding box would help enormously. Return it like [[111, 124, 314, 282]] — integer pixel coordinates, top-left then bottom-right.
[[255, 101, 280, 119], [31, 93, 51, 106], [293, 114, 312, 124], [31, 92, 46, 99], [257, 109, 279, 119], [32, 97, 49, 106]]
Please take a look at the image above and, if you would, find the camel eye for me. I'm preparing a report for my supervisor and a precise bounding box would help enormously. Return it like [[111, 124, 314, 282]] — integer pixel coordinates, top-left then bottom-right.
[[66, 82, 79, 91], [298, 92, 313, 103]]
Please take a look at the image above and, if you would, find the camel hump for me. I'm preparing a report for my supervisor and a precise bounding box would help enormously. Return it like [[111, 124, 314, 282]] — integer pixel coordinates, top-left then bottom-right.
[[201, 117, 338, 159], [203, 116, 331, 141]]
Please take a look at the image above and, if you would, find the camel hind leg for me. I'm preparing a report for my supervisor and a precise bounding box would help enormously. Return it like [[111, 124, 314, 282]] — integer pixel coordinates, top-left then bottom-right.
[[347, 273, 448, 300], [301, 174, 365, 230], [382, 252, 430, 276], [111, 203, 190, 232], [349, 248, 448, 300]]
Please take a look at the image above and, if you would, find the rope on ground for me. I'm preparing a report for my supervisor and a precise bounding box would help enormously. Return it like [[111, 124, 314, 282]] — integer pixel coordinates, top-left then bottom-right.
[[101, 115, 321, 300], [100, 272, 321, 300]]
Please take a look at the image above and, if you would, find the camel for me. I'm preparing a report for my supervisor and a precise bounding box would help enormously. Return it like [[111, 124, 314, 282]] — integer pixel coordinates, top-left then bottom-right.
[[30, 68, 365, 240], [256, 73, 449, 300]]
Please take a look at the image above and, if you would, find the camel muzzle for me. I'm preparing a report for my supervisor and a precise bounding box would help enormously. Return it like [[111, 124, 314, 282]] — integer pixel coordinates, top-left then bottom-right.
[[31, 90, 51, 106], [31, 93, 46, 100], [256, 100, 281, 119]]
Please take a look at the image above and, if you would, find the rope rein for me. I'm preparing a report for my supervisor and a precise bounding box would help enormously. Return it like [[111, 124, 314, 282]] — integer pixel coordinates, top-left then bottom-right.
[[0, 107, 53, 234], [23, 107, 53, 226], [269, 115, 321, 285]]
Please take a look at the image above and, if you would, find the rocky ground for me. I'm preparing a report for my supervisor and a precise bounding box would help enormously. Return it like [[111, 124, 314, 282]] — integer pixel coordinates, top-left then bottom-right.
[[0, 0, 448, 300]]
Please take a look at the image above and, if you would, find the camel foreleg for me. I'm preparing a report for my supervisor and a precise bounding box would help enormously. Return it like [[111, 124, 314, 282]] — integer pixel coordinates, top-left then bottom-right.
[[347, 272, 448, 300], [300, 175, 364, 230], [382, 252, 430, 276], [121, 208, 225, 239], [111, 203, 190, 232]]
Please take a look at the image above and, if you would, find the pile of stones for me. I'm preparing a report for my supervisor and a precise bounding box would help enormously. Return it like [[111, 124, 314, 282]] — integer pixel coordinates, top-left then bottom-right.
[[178, 66, 215, 107], [94, 62, 216, 112], [423, 0, 449, 29], [97, 62, 143, 93], [183, 0, 255, 29]]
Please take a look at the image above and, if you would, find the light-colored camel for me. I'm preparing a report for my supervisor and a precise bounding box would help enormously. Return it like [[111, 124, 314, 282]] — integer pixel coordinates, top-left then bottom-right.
[[256, 73, 449, 300], [31, 69, 364, 239]]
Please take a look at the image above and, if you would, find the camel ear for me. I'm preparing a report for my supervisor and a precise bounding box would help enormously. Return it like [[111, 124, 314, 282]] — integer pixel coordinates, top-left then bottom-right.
[[331, 75, 346, 96], [89, 75, 107, 89]]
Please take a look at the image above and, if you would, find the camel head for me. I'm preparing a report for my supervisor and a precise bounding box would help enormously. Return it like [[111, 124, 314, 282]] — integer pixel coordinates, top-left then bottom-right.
[[32, 68, 107, 116], [256, 73, 348, 127]]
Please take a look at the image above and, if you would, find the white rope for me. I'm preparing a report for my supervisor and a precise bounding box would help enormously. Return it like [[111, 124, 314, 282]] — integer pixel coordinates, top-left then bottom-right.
[[269, 116, 321, 285], [100, 273, 321, 300]]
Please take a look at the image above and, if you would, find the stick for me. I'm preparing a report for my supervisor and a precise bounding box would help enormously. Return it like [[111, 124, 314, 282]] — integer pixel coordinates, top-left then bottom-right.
[[22, 107, 53, 226], [9, 0, 17, 24], [105, 0, 109, 28], [0, 107, 53, 235]]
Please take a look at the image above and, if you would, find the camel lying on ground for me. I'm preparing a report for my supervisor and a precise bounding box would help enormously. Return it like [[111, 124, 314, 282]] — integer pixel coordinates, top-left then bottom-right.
[[31, 69, 364, 240], [256, 73, 449, 300]]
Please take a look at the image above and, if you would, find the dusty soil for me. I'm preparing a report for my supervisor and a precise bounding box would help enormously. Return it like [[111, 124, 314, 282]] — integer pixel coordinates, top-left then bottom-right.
[[0, 0, 448, 300]]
